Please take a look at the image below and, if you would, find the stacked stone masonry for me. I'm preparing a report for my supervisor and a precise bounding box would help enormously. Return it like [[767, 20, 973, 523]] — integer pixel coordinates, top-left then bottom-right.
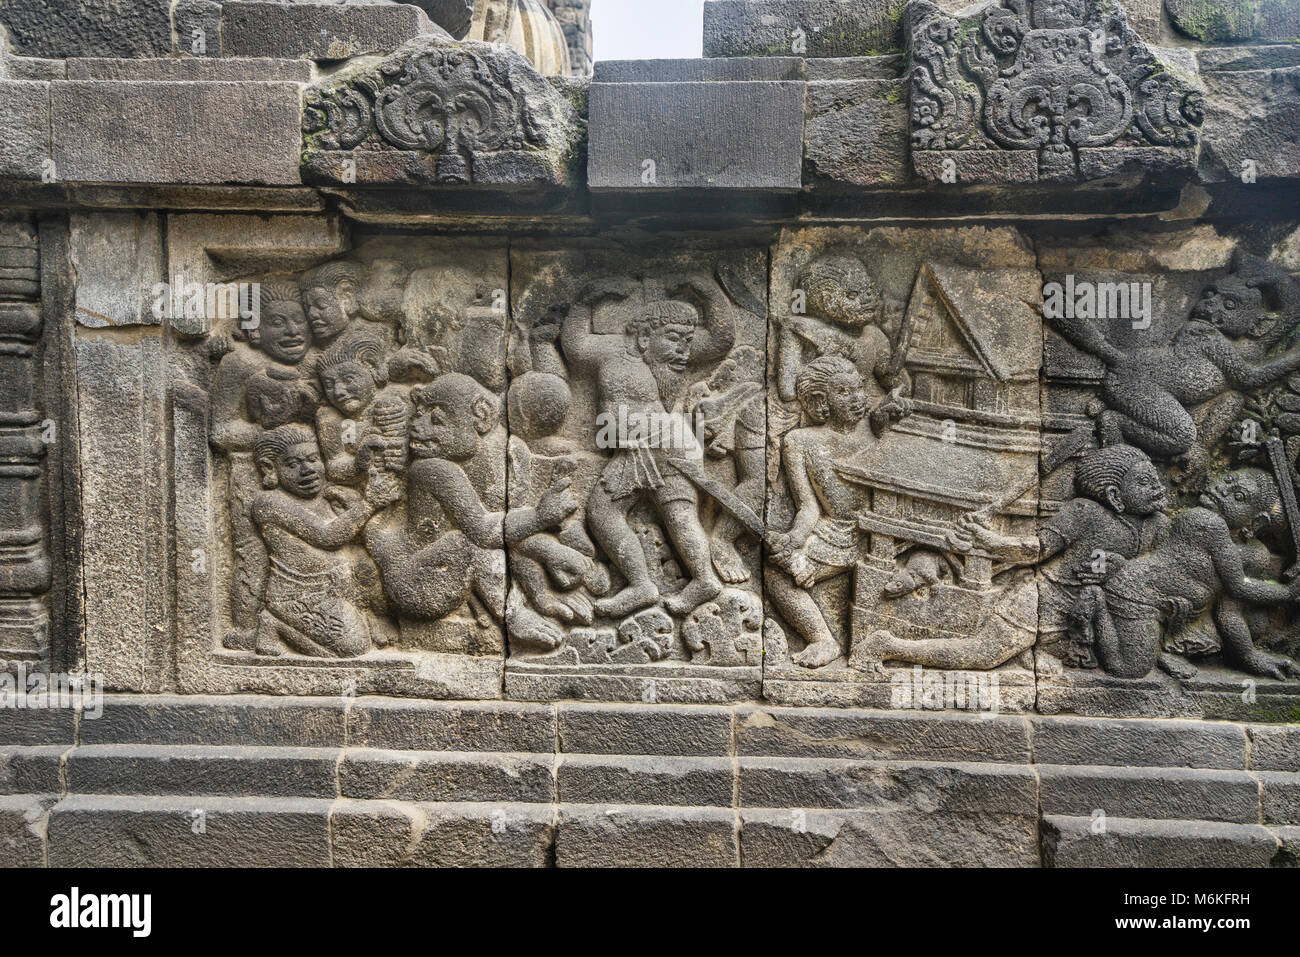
[[0, 0, 1299, 867]]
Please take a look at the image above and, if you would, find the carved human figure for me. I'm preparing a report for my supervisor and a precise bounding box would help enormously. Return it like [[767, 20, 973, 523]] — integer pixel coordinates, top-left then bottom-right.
[[1075, 468, 1300, 680], [315, 333, 410, 486], [250, 425, 378, 659], [561, 296, 732, 618], [766, 356, 909, 668], [365, 373, 577, 643], [242, 284, 319, 431], [1049, 260, 1300, 464]]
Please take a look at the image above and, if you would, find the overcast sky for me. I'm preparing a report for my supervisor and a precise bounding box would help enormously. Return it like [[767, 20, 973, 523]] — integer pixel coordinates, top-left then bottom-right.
[[590, 0, 705, 61]]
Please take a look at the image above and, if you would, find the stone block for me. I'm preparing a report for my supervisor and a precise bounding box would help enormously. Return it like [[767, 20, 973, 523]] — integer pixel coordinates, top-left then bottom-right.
[[51, 80, 303, 185], [1260, 771, 1300, 825], [1249, 725, 1300, 771], [1200, 68, 1300, 184], [557, 755, 735, 807], [1168, 0, 1300, 43], [0, 0, 175, 58], [66, 58, 313, 82], [703, 0, 911, 58], [588, 80, 805, 190], [65, 744, 342, 798], [1031, 717, 1249, 769], [1038, 765, 1261, 824], [804, 76, 908, 188], [46, 795, 334, 867], [81, 695, 348, 747], [0, 705, 76, 747], [331, 800, 555, 867], [734, 707, 1032, 763], [1042, 814, 1280, 867], [0, 746, 65, 795], [69, 211, 164, 327], [557, 703, 733, 756], [0, 794, 50, 867], [555, 804, 738, 867], [346, 699, 555, 753], [740, 805, 1040, 866], [339, 750, 556, 803], [222, 2, 441, 60], [0, 80, 49, 180]]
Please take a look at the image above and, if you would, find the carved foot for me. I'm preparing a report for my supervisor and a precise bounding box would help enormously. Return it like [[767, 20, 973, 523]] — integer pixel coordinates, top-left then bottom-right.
[[507, 601, 566, 652], [593, 583, 660, 619], [794, 637, 843, 669], [710, 538, 751, 584], [1240, 650, 1300, 681], [663, 576, 724, 616], [1035, 650, 1065, 677], [1158, 652, 1199, 681], [222, 628, 257, 652]]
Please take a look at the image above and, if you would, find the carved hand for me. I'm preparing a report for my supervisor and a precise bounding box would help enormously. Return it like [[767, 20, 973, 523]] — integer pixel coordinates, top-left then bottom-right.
[[536, 477, 578, 528]]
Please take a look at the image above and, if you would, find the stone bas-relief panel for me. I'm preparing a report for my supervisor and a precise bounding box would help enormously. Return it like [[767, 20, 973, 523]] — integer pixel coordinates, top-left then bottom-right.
[[504, 243, 771, 702], [1035, 230, 1300, 717], [762, 227, 1044, 711], [180, 237, 511, 697]]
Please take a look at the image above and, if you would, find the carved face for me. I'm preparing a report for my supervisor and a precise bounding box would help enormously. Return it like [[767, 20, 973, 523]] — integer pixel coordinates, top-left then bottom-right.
[[320, 361, 378, 417], [1192, 283, 1262, 339], [639, 322, 694, 373], [408, 377, 492, 462], [824, 370, 868, 427], [260, 302, 311, 364], [274, 441, 325, 499], [1115, 460, 1168, 516], [1201, 472, 1264, 532], [804, 257, 881, 328], [303, 283, 356, 342]]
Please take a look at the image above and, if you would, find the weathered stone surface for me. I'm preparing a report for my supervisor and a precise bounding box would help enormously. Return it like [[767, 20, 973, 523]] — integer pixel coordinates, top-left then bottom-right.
[[1199, 45, 1300, 74], [804, 76, 908, 188], [331, 799, 555, 866], [734, 707, 1032, 763], [65, 744, 341, 797], [558, 754, 734, 806], [0, 80, 49, 181], [593, 57, 804, 83], [69, 211, 164, 327], [51, 81, 303, 185], [1038, 765, 1261, 823], [557, 704, 733, 756], [740, 805, 1040, 866], [1249, 725, 1300, 771], [347, 699, 555, 752], [0, 0, 177, 58], [555, 804, 737, 867], [66, 57, 313, 82], [0, 794, 50, 867], [588, 78, 805, 189], [739, 758, 1038, 813], [1200, 68, 1300, 183], [0, 747, 64, 795], [1260, 771, 1300, 825], [1041, 814, 1281, 867], [0, 705, 75, 747], [1168, 0, 1300, 43], [222, 1, 441, 60], [46, 794, 334, 867], [339, 749, 555, 802], [703, 0, 911, 58], [81, 695, 348, 747], [1032, 717, 1249, 769]]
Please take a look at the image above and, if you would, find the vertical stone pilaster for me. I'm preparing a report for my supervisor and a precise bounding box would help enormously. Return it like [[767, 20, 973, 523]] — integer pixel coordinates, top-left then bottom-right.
[[0, 217, 50, 663]]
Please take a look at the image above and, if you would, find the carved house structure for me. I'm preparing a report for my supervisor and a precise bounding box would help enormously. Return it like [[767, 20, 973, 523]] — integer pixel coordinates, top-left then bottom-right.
[[0, 0, 1299, 868]]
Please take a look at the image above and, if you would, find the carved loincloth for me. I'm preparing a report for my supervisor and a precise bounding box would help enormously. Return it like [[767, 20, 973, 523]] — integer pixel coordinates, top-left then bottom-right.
[[803, 517, 861, 570], [262, 558, 369, 656], [598, 445, 697, 507]]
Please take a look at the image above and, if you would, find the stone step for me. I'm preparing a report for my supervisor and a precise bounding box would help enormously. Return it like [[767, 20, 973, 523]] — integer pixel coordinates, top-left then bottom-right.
[[1041, 815, 1286, 867], [1038, 765, 1265, 824]]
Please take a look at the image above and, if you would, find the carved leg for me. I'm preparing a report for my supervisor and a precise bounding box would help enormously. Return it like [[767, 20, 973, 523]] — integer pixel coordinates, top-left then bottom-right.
[[1217, 597, 1300, 679], [659, 499, 724, 616], [587, 483, 659, 617], [765, 564, 843, 668], [1100, 379, 1198, 458]]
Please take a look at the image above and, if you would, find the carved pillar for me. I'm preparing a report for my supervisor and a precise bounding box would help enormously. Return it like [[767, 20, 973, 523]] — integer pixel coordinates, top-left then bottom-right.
[[0, 216, 51, 664]]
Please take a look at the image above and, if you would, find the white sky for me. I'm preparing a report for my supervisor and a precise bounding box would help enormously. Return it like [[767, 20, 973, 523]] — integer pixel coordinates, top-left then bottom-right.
[[591, 0, 705, 61]]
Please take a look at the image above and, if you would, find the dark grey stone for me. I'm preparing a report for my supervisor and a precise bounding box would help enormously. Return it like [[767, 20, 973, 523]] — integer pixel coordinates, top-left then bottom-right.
[[0, 794, 50, 867], [703, 0, 910, 58], [66, 58, 313, 81], [558, 755, 734, 807], [740, 806, 1040, 867], [65, 744, 341, 798], [1249, 725, 1300, 771], [804, 76, 907, 188], [82, 695, 347, 747], [1038, 765, 1261, 824], [1201, 68, 1300, 184], [555, 805, 738, 867], [557, 703, 733, 756], [50, 80, 303, 185], [593, 57, 805, 83], [0, 80, 49, 181], [0, 706, 76, 747], [1042, 814, 1280, 867], [1031, 717, 1249, 770], [46, 795, 334, 866], [347, 699, 555, 753], [332, 799, 555, 866], [1198, 45, 1300, 74], [0, 0, 175, 58], [735, 707, 1032, 763], [340, 750, 556, 803], [222, 1, 440, 60], [0, 746, 65, 795], [1260, 771, 1300, 825], [1168, 0, 1300, 43], [738, 758, 1038, 813], [587, 80, 804, 190]]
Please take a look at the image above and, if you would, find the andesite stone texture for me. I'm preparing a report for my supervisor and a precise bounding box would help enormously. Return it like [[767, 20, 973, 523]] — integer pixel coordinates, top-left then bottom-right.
[[0, 0, 1299, 868]]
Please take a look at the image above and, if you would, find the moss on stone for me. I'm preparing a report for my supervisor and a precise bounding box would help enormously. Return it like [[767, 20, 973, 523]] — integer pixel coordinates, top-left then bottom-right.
[[1168, 0, 1262, 43]]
